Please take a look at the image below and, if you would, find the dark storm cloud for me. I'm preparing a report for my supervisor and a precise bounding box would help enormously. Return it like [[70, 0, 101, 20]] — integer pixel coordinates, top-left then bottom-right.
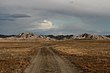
[[0, 0, 110, 35], [10, 14, 31, 18], [0, 14, 31, 21]]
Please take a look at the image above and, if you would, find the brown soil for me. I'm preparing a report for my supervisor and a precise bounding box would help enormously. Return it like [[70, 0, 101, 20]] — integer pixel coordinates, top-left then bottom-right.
[[24, 47, 82, 73], [51, 40, 110, 73], [1, 40, 110, 73], [0, 41, 41, 73]]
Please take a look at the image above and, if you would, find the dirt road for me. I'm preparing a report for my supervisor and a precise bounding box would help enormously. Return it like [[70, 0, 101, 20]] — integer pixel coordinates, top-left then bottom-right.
[[24, 47, 82, 73]]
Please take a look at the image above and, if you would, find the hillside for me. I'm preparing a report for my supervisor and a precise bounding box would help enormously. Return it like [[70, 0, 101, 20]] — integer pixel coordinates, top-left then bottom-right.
[[74, 33, 110, 40], [0, 32, 110, 40]]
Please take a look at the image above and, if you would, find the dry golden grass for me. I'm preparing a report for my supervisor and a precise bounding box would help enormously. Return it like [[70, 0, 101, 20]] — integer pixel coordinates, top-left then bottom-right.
[[0, 40, 43, 73], [0, 39, 110, 73], [51, 40, 110, 73]]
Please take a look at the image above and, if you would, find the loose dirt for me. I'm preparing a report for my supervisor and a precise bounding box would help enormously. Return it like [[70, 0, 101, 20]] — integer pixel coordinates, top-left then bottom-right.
[[24, 47, 82, 73]]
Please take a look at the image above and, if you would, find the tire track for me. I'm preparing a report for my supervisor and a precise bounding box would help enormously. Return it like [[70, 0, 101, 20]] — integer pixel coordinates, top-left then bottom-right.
[[24, 47, 61, 73], [24, 47, 82, 73], [24, 48, 42, 73], [40, 48, 61, 73], [48, 48, 82, 73]]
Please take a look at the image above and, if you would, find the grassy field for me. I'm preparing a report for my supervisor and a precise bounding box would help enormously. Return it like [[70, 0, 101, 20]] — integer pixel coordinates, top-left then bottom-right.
[[51, 40, 110, 73], [0, 39, 110, 73], [0, 40, 43, 73]]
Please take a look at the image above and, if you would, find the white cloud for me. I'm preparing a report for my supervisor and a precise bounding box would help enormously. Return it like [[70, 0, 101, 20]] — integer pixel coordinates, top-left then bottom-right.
[[0, 0, 110, 34], [32, 20, 54, 30], [1, 0, 110, 16]]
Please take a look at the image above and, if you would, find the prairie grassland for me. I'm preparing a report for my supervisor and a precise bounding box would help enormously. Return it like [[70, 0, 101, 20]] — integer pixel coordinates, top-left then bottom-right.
[[0, 39, 110, 73], [52, 40, 110, 73], [0, 40, 42, 73]]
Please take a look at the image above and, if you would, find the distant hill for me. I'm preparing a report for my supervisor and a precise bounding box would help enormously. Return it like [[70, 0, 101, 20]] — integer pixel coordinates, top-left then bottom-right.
[[46, 35, 74, 40], [0, 32, 110, 40], [16, 32, 39, 39], [74, 33, 110, 40], [0, 32, 44, 40], [0, 34, 16, 38], [106, 35, 110, 38]]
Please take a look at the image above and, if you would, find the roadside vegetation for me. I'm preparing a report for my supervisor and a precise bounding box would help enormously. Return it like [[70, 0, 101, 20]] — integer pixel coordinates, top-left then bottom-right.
[[0, 40, 42, 73], [0, 39, 110, 73], [51, 40, 110, 73]]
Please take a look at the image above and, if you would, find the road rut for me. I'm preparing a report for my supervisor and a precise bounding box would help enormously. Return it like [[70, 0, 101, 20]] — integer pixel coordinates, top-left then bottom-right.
[[24, 47, 82, 73]]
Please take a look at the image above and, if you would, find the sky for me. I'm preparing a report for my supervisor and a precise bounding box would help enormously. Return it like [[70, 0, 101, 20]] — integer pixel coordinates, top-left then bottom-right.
[[0, 0, 110, 35]]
